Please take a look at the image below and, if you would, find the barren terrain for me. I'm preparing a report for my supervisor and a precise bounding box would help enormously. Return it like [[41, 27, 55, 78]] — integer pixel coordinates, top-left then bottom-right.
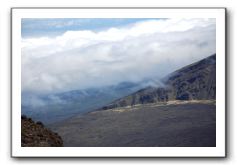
[[50, 101, 216, 147]]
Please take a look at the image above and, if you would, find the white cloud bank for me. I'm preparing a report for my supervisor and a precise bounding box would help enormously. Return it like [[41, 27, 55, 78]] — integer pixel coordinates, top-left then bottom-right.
[[22, 18, 216, 94]]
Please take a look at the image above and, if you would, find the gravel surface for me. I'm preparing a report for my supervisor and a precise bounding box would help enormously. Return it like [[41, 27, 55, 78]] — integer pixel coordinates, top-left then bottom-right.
[[50, 102, 216, 147]]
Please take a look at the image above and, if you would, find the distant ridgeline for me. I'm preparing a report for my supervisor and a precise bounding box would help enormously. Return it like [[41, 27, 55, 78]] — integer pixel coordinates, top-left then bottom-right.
[[101, 54, 216, 110], [21, 54, 216, 124]]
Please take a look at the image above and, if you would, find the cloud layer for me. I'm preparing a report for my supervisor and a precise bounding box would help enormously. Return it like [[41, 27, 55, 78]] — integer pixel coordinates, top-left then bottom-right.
[[22, 18, 216, 94]]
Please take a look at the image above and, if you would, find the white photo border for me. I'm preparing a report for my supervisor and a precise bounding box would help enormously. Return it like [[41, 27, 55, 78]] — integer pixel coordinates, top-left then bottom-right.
[[11, 7, 226, 157]]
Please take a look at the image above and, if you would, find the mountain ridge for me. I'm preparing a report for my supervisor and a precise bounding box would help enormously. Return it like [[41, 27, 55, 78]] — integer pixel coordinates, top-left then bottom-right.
[[50, 54, 217, 147], [99, 54, 216, 110], [22, 54, 216, 124]]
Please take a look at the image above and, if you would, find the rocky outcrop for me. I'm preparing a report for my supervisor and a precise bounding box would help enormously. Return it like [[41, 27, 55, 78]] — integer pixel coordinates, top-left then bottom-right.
[[101, 54, 216, 110], [165, 53, 216, 100], [21, 115, 63, 147]]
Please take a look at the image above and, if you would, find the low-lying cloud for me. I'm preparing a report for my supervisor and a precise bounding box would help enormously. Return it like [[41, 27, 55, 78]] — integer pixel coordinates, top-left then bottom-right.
[[22, 18, 216, 94]]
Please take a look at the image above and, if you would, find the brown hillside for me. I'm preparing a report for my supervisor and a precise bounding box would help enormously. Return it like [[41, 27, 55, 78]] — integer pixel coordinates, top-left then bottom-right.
[[21, 115, 63, 147]]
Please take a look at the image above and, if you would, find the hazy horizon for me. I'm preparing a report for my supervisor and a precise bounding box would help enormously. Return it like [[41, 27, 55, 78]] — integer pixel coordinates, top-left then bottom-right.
[[21, 18, 216, 95]]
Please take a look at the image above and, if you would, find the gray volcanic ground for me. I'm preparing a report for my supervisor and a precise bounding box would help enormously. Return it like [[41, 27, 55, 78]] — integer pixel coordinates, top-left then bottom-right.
[[50, 101, 216, 147]]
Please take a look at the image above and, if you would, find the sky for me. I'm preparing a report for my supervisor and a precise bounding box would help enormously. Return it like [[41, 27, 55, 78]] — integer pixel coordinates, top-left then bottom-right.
[[22, 18, 154, 38], [21, 18, 216, 94]]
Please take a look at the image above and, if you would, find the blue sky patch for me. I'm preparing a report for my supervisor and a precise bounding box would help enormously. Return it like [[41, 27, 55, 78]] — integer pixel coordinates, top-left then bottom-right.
[[21, 18, 159, 38]]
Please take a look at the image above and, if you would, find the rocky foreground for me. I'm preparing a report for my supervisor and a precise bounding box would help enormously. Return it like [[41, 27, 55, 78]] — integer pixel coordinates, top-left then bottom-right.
[[21, 116, 63, 147], [50, 101, 216, 147]]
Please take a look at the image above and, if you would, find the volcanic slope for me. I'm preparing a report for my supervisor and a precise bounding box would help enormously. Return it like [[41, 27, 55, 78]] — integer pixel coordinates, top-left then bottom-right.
[[100, 54, 216, 110], [50, 54, 216, 147]]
